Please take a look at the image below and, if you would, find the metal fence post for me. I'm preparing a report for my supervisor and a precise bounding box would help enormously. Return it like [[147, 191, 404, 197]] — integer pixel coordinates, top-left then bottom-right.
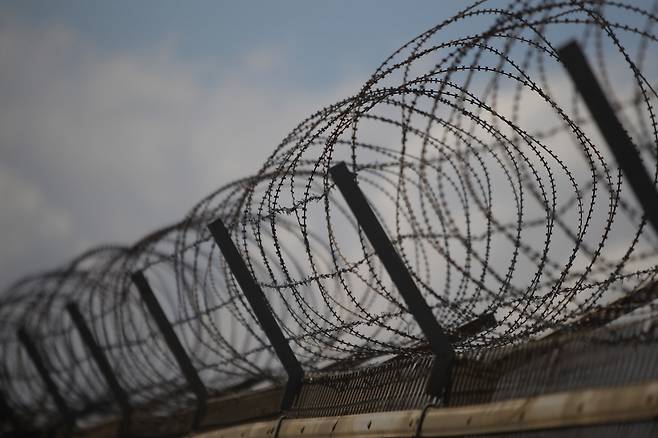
[[207, 218, 304, 410], [329, 162, 455, 396], [0, 389, 23, 434], [17, 328, 75, 435], [131, 271, 208, 429], [558, 41, 658, 234], [66, 302, 132, 436]]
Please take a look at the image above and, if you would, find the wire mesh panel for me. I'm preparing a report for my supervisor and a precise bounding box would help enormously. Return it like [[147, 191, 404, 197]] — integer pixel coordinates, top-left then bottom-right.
[[287, 317, 658, 417]]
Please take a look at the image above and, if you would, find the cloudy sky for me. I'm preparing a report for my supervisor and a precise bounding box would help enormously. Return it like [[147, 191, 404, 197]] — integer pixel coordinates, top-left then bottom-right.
[[0, 1, 469, 290]]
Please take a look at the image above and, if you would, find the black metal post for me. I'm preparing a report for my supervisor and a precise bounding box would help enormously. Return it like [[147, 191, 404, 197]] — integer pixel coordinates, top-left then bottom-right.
[[450, 311, 496, 342], [329, 161, 455, 396], [66, 302, 131, 436], [0, 389, 22, 434], [131, 271, 207, 429], [558, 41, 658, 234], [207, 218, 304, 410], [17, 328, 75, 433]]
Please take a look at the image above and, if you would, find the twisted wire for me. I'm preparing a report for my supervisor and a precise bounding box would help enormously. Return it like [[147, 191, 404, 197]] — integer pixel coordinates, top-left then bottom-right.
[[1, 0, 658, 429]]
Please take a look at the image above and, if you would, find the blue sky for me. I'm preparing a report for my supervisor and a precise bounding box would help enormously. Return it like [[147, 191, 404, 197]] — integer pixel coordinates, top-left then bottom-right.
[[0, 1, 469, 289], [1, 1, 467, 88]]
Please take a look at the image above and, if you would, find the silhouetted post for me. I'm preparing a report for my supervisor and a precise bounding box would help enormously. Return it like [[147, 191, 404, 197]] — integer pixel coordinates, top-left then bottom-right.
[[207, 218, 304, 410], [329, 162, 455, 396], [450, 312, 496, 342], [558, 41, 658, 234], [131, 272, 207, 429], [0, 389, 23, 434], [66, 302, 131, 436], [17, 328, 75, 434]]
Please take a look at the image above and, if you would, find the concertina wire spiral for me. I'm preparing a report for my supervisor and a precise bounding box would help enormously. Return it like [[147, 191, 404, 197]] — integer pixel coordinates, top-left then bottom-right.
[[1, 0, 658, 428]]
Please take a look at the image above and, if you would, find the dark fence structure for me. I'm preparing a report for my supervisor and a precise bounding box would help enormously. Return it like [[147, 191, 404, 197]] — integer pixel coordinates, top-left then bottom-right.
[[1, 0, 658, 436]]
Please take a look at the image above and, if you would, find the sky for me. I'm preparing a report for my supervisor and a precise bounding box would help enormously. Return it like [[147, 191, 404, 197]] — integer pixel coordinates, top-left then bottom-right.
[[0, 1, 468, 290]]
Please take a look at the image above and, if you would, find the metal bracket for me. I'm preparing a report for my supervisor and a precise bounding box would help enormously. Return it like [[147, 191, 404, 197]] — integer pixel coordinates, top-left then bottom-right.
[[414, 402, 438, 438], [207, 218, 304, 410], [131, 271, 207, 429], [558, 41, 658, 235], [17, 328, 75, 435], [450, 311, 496, 342], [329, 162, 455, 396], [66, 302, 132, 436]]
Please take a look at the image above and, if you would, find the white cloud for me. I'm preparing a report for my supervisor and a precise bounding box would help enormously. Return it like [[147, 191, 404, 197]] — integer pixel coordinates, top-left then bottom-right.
[[241, 45, 286, 72], [0, 22, 361, 289], [0, 162, 73, 279]]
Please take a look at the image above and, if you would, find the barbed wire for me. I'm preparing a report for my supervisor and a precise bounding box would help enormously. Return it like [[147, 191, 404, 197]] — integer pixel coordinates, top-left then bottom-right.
[[2, 0, 658, 431]]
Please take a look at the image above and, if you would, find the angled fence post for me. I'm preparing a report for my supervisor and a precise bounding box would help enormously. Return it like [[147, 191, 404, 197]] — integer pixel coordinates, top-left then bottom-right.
[[131, 271, 207, 429], [207, 218, 304, 410], [17, 328, 75, 434], [66, 302, 131, 436], [329, 161, 455, 396], [0, 389, 22, 434], [558, 41, 658, 234]]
